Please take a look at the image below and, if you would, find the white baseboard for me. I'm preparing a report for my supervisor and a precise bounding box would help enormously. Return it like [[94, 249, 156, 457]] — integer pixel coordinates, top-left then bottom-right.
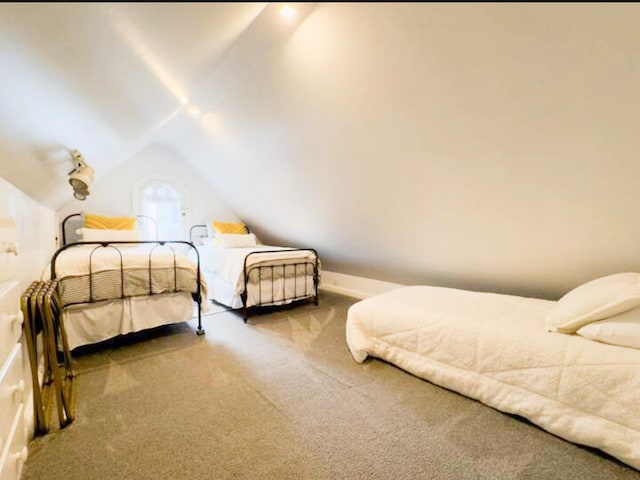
[[319, 270, 403, 299]]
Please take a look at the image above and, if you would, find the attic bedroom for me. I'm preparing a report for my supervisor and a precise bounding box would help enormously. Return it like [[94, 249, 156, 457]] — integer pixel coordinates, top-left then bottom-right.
[[0, 2, 639, 479]]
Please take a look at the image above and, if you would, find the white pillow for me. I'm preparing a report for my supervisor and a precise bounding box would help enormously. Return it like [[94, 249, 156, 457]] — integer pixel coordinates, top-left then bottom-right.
[[577, 307, 640, 349], [546, 272, 640, 333], [219, 233, 257, 248], [76, 228, 141, 242]]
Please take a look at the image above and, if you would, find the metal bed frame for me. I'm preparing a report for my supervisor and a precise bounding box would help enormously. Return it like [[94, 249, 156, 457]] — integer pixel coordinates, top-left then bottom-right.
[[189, 224, 319, 322], [61, 212, 158, 245], [55, 213, 205, 336]]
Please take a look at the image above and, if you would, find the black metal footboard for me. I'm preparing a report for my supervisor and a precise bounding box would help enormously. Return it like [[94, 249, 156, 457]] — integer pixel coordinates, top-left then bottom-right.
[[240, 249, 320, 322], [50, 240, 205, 336]]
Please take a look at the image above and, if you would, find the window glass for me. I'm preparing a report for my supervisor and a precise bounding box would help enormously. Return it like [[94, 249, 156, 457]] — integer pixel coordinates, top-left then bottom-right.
[[141, 182, 182, 240]]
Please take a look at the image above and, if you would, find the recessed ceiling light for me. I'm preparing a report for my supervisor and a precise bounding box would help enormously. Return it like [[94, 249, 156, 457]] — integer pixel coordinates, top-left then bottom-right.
[[202, 112, 220, 135], [279, 5, 296, 20], [186, 105, 201, 116]]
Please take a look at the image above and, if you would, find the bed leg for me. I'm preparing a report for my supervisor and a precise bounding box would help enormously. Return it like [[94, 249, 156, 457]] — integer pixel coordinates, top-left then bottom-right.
[[196, 298, 205, 336], [313, 266, 319, 306], [241, 292, 248, 323]]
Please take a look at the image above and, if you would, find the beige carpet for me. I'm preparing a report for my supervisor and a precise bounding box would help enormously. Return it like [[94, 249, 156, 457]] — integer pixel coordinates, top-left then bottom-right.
[[23, 292, 640, 480]]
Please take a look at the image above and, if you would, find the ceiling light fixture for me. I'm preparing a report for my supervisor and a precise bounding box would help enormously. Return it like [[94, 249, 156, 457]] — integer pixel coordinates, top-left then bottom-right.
[[68, 150, 95, 201], [279, 5, 296, 20], [186, 105, 201, 116], [202, 112, 220, 136]]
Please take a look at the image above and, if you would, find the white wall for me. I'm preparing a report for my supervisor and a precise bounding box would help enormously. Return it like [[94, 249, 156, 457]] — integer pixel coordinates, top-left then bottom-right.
[[57, 142, 238, 239], [179, 3, 640, 299], [320, 270, 403, 300], [7, 4, 640, 300], [0, 177, 57, 284]]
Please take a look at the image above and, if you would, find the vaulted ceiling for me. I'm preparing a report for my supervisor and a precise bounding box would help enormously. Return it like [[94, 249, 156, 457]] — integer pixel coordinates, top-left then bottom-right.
[[0, 2, 312, 206], [2, 3, 640, 297]]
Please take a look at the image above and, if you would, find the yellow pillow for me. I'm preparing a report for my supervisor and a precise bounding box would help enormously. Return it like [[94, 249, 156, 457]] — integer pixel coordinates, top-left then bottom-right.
[[84, 213, 136, 230], [212, 221, 248, 235]]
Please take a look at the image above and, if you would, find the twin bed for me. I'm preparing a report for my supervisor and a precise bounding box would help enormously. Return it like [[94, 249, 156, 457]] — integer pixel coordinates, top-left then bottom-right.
[[49, 214, 320, 349], [347, 279, 640, 471], [51, 213, 206, 349], [189, 223, 320, 321]]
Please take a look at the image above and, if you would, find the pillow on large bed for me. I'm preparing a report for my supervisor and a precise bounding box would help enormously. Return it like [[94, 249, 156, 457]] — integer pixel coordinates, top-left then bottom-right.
[[83, 213, 136, 230], [219, 233, 257, 248], [577, 307, 640, 349], [77, 228, 140, 242], [546, 272, 640, 333]]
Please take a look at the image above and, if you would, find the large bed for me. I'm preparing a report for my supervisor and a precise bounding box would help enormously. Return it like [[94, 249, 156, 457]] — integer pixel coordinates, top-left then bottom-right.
[[49, 213, 206, 349], [346, 284, 640, 470], [190, 224, 320, 320]]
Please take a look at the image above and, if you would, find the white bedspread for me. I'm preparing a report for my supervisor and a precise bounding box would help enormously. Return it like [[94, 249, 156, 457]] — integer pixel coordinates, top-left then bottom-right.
[[196, 245, 318, 308], [346, 286, 640, 470], [63, 292, 194, 349], [52, 244, 198, 277], [41, 244, 207, 348], [199, 245, 316, 290]]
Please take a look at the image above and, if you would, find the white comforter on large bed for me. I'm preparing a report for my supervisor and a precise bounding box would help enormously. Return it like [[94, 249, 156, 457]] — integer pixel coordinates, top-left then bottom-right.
[[49, 244, 206, 348], [49, 244, 206, 306], [346, 286, 640, 470], [52, 244, 198, 278]]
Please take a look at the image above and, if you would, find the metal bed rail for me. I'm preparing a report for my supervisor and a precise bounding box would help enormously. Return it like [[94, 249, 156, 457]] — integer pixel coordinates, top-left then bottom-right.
[[50, 240, 205, 336], [189, 224, 320, 321], [240, 249, 320, 322], [61, 212, 158, 245], [189, 224, 209, 245], [189, 223, 251, 245]]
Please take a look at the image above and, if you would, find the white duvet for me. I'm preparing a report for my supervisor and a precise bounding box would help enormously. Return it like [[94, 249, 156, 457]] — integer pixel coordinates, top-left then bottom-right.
[[199, 245, 316, 289], [63, 292, 194, 349], [50, 245, 206, 348], [196, 245, 318, 308], [346, 286, 640, 470], [51, 244, 198, 278]]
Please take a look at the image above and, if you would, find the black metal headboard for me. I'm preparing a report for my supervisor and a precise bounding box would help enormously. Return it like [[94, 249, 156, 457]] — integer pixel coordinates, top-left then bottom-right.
[[189, 223, 251, 245], [61, 213, 158, 246], [189, 225, 208, 245]]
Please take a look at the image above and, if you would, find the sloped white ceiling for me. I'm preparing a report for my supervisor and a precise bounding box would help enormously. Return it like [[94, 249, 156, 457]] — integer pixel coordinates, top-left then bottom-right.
[[3, 3, 640, 298], [0, 2, 267, 206], [151, 3, 640, 298]]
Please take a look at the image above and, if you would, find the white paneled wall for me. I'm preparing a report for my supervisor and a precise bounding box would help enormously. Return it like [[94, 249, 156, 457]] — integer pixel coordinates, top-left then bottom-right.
[[0, 178, 57, 284], [0, 177, 57, 480]]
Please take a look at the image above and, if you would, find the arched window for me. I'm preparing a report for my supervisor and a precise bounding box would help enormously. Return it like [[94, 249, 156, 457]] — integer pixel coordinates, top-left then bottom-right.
[[141, 181, 183, 240]]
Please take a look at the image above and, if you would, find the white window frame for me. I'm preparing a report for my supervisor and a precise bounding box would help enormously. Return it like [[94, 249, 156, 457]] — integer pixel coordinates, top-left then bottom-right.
[[132, 175, 190, 240]]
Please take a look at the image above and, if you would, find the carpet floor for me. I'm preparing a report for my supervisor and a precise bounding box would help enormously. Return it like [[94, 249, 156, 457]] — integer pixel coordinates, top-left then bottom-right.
[[22, 292, 640, 480]]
